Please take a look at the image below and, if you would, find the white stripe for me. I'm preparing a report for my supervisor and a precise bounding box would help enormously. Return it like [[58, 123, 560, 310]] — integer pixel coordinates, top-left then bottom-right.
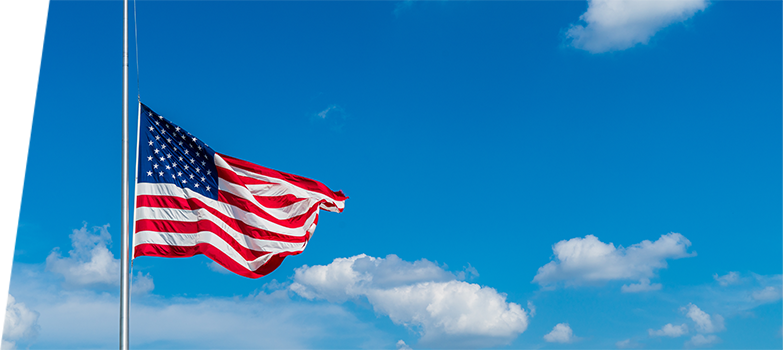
[[134, 231, 303, 271], [134, 207, 307, 252], [135, 182, 318, 237], [215, 154, 345, 210]]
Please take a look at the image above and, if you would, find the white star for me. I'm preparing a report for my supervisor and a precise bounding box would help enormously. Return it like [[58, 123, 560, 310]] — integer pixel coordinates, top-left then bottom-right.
[[206, 170, 212, 175], [165, 165, 171, 170], [201, 161, 206, 166], [179, 141, 184, 146], [161, 129, 166, 134], [159, 157, 165, 162], [155, 135, 161, 140], [205, 186, 211, 191], [167, 138, 172, 143], [200, 177, 206, 182], [179, 157, 184, 161], [158, 115, 163, 119], [184, 150, 189, 155], [153, 164, 159, 169], [181, 134, 185, 139], [192, 137, 198, 142], [161, 144, 166, 149], [178, 171, 183, 177], [190, 158, 195, 163], [147, 156, 153, 161], [195, 168, 200, 173], [154, 148, 159, 154], [147, 171, 152, 176], [175, 126, 181, 132], [148, 111, 153, 117], [155, 121, 160, 125], [184, 165, 189, 170], [182, 179, 187, 184], [172, 163, 177, 168], [148, 140, 153, 146], [194, 183, 200, 188], [196, 152, 200, 157], [171, 174, 176, 179], [148, 126, 154, 131], [189, 174, 195, 179], [167, 154, 172, 159], [198, 145, 202, 150], [159, 171, 164, 176]]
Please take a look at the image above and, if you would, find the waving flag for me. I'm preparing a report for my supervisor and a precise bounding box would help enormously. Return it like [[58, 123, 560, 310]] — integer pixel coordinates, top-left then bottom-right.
[[132, 103, 347, 278]]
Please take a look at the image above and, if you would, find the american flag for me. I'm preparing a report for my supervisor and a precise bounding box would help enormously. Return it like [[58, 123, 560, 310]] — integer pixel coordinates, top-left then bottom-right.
[[132, 103, 347, 278]]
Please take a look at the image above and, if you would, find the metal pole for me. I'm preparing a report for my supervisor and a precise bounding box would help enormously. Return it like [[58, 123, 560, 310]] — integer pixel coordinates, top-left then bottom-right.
[[121, 0, 130, 347]]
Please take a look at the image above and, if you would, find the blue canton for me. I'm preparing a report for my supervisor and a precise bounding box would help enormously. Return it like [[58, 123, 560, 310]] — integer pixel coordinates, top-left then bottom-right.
[[137, 103, 219, 200]]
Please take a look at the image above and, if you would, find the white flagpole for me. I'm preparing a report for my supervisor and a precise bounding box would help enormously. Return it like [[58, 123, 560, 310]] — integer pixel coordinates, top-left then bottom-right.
[[121, 0, 130, 347]]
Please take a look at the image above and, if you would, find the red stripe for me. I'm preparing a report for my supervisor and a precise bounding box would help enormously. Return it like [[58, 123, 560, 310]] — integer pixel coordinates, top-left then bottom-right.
[[219, 153, 348, 202], [134, 219, 298, 261], [219, 171, 309, 209], [215, 166, 325, 227], [134, 243, 300, 279], [217, 190, 324, 229], [136, 195, 310, 243]]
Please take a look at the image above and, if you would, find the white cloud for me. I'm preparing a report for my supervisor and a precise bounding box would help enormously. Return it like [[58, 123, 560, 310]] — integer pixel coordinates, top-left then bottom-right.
[[686, 334, 720, 347], [615, 338, 641, 348], [44, 224, 154, 294], [290, 254, 529, 347], [396, 339, 413, 350], [751, 286, 781, 302], [683, 304, 724, 334], [45, 224, 119, 286], [533, 233, 694, 289], [648, 323, 688, 337], [527, 301, 536, 318], [713, 271, 740, 286], [131, 272, 154, 295], [543, 323, 576, 343], [564, 0, 709, 53], [621, 278, 662, 293], [2, 295, 39, 350]]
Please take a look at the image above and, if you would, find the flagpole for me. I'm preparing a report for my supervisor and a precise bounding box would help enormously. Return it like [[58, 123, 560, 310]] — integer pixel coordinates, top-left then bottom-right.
[[121, 0, 130, 347]]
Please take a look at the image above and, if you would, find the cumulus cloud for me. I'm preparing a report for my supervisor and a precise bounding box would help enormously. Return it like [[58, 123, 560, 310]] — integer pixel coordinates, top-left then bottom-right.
[[396, 340, 413, 350], [564, 0, 709, 53], [2, 295, 40, 350], [290, 254, 529, 348], [648, 323, 688, 337], [543, 323, 576, 343], [683, 304, 724, 334], [533, 233, 694, 289], [713, 271, 740, 286], [615, 338, 641, 348], [686, 334, 720, 347], [622, 278, 662, 293], [46, 224, 118, 286], [44, 224, 154, 294]]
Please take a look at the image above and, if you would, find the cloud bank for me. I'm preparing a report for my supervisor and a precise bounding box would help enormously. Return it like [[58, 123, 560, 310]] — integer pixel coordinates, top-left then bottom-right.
[[533, 233, 694, 289], [564, 0, 709, 53], [290, 254, 529, 348]]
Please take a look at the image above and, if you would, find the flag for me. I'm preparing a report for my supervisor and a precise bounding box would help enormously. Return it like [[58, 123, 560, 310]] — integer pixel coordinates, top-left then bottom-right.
[[132, 103, 347, 278]]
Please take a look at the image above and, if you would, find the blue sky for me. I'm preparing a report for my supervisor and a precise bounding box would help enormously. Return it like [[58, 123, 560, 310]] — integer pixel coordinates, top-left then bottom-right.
[[5, 0, 781, 349]]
